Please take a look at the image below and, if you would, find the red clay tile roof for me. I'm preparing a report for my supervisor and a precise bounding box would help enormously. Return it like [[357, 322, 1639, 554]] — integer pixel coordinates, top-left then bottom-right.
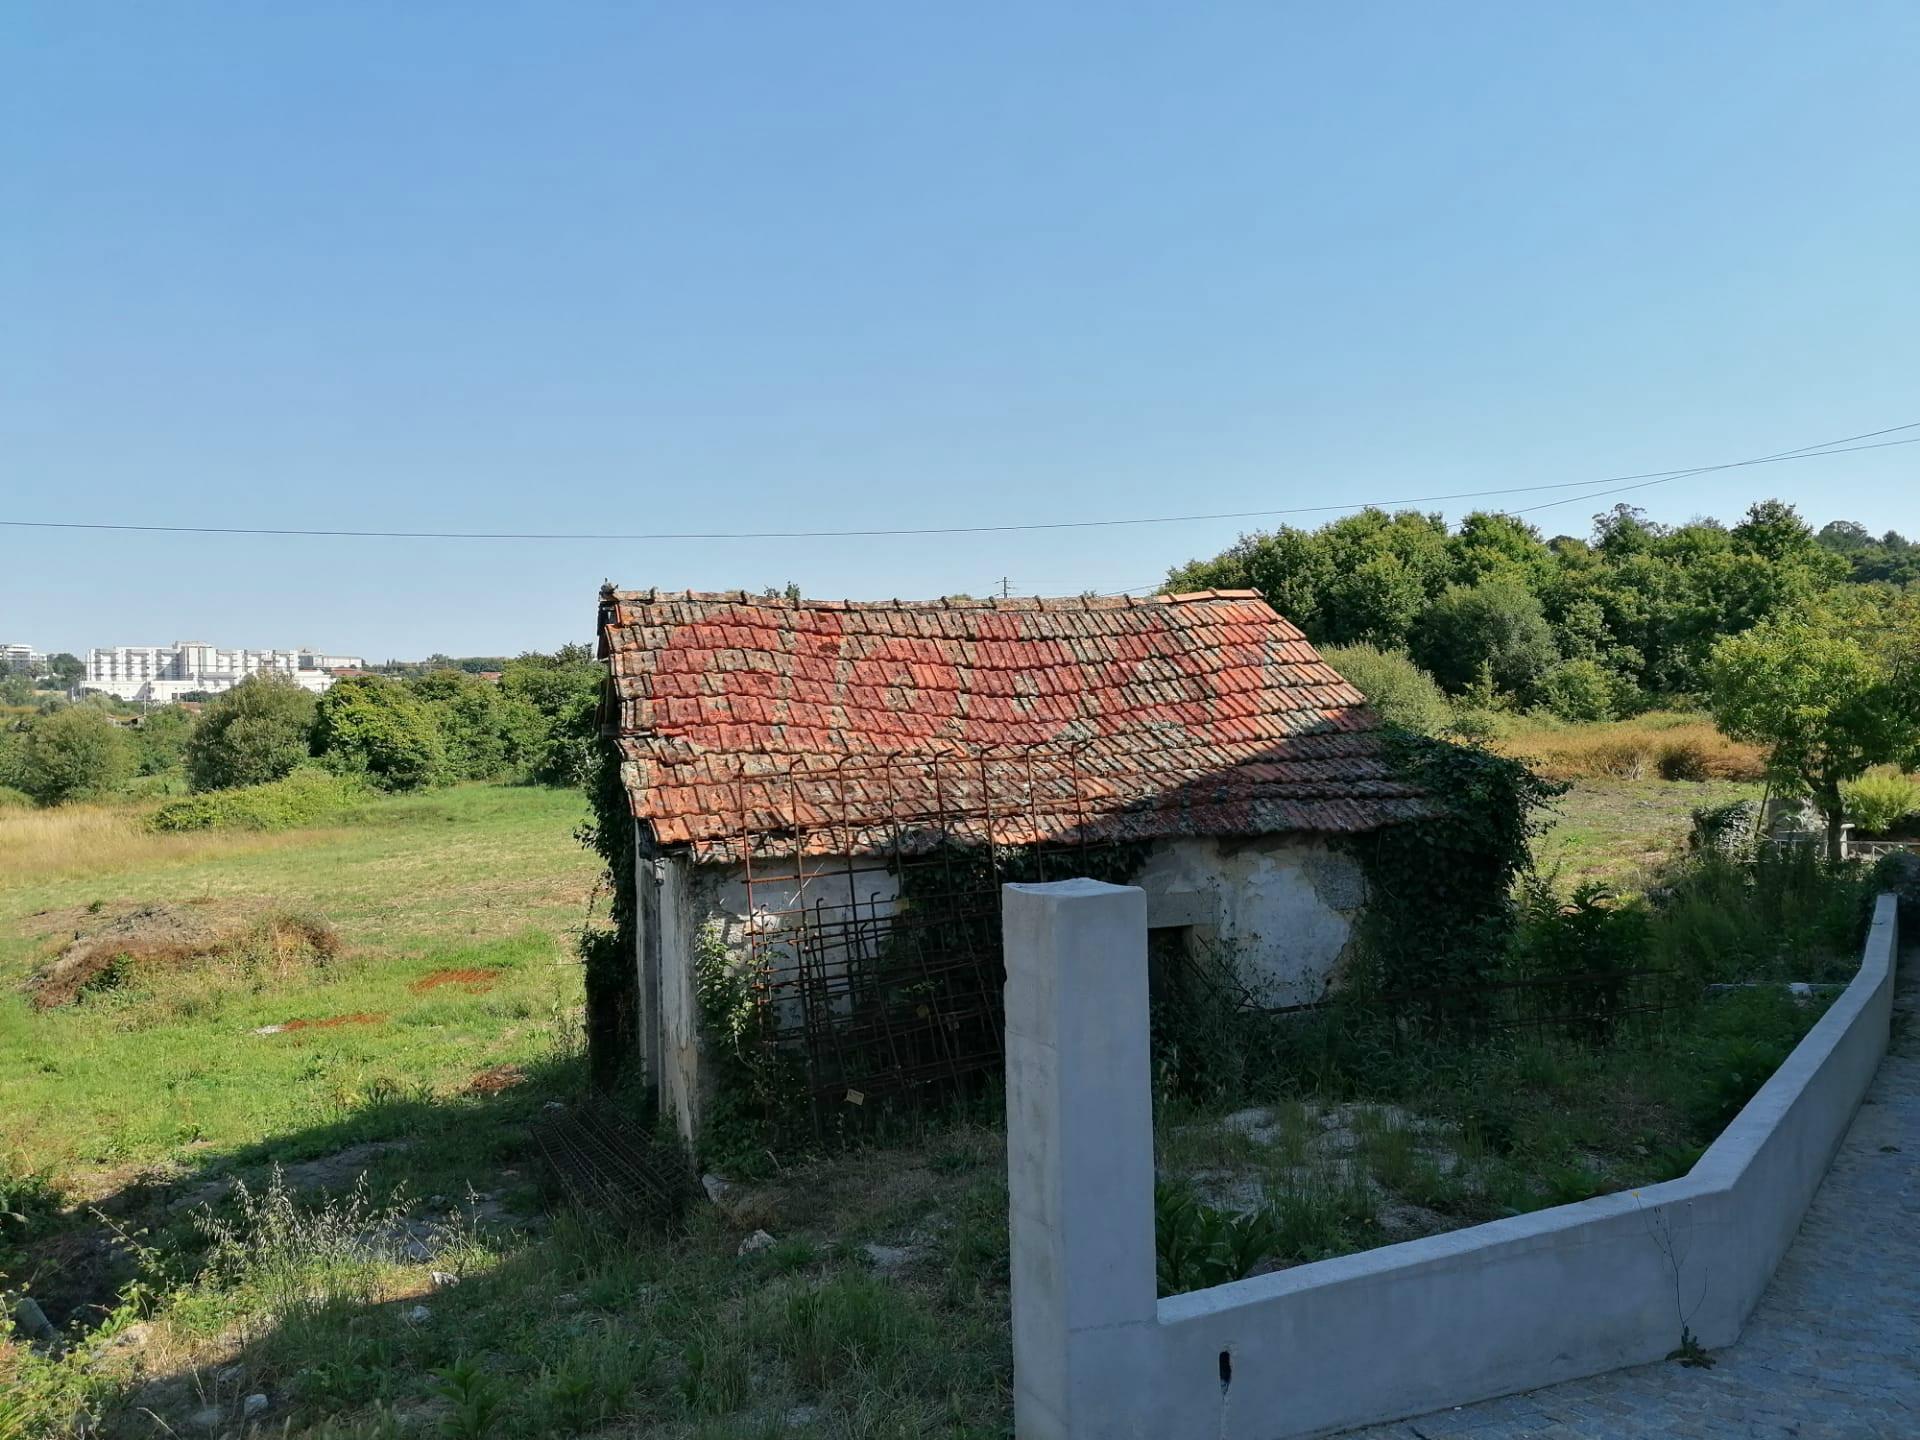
[[598, 588, 1427, 860]]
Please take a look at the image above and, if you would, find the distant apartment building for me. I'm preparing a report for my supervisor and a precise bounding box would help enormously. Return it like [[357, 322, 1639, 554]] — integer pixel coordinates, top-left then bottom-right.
[[82, 642, 366, 703], [1, 642, 44, 675]]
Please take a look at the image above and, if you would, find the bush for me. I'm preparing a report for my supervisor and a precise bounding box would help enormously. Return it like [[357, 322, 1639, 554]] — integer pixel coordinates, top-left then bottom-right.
[[12, 706, 136, 804], [149, 767, 365, 832], [0, 783, 33, 810], [1537, 659, 1620, 723], [1655, 738, 1712, 781], [312, 675, 446, 791], [1841, 769, 1920, 834], [1319, 644, 1451, 734], [186, 674, 319, 791]]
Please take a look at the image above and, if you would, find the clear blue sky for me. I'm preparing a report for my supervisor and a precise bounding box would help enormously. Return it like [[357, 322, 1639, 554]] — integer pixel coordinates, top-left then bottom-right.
[[5, 2, 1917, 660]]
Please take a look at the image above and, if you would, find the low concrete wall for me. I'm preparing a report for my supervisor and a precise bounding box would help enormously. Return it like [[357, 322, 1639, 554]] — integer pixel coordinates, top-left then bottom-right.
[[1003, 884, 1900, 1440]]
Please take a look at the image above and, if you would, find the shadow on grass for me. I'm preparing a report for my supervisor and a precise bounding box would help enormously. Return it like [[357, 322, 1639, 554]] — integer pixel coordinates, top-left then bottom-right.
[[12, 1050, 1015, 1440]]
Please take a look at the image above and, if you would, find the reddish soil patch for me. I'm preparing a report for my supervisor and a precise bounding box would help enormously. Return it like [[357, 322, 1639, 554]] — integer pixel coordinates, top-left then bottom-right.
[[25, 905, 338, 1009], [281, 1012, 386, 1032], [410, 967, 503, 995], [464, 1063, 526, 1095]]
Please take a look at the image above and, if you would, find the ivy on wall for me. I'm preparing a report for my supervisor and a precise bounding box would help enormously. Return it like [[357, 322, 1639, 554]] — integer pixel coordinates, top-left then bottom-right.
[[1342, 727, 1566, 1010], [579, 733, 638, 1087]]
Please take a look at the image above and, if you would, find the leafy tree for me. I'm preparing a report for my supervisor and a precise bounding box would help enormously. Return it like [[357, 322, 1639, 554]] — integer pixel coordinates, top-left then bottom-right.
[[0, 675, 34, 707], [1537, 659, 1621, 723], [1318, 644, 1451, 734], [1412, 579, 1559, 699], [14, 706, 135, 804], [405, 668, 535, 780], [500, 646, 604, 787], [132, 704, 195, 776], [44, 653, 85, 689], [313, 675, 447, 791], [1708, 612, 1920, 859], [186, 674, 319, 792]]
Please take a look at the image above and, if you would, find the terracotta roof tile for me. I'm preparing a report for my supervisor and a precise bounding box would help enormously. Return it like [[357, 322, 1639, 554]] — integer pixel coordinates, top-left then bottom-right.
[[596, 589, 1426, 859]]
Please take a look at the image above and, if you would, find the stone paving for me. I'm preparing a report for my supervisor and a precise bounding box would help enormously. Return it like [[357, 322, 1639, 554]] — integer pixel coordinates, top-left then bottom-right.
[[1345, 946, 1920, 1440]]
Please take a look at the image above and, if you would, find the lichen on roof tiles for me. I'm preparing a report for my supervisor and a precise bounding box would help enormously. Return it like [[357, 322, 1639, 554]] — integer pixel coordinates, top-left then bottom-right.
[[596, 588, 1426, 859]]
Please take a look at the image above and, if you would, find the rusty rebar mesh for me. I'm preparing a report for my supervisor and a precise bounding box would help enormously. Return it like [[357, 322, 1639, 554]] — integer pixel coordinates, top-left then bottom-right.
[[736, 748, 1158, 1139], [531, 1098, 697, 1227]]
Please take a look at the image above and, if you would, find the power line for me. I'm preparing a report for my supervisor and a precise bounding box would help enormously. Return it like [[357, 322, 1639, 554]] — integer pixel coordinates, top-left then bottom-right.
[[2, 425, 1913, 545]]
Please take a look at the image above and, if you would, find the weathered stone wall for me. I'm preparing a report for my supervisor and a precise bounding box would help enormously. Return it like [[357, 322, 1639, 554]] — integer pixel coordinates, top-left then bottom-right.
[[1132, 835, 1367, 1006]]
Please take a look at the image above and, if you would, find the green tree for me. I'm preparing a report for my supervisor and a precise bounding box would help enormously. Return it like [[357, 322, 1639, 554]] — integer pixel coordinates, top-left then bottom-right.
[[132, 704, 195, 776], [1412, 579, 1560, 699], [44, 653, 85, 689], [500, 646, 604, 787], [14, 706, 135, 804], [186, 674, 319, 791], [312, 675, 447, 791], [1318, 644, 1451, 734], [405, 668, 533, 780], [1708, 611, 1920, 860]]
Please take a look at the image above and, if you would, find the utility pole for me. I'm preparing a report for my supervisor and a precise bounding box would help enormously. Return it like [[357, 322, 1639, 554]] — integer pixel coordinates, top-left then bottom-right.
[[999, 577, 1012, 600]]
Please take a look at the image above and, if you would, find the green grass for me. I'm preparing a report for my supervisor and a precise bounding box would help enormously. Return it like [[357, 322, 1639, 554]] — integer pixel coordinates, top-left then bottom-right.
[[0, 770, 1854, 1437], [0, 783, 1014, 1439], [0, 784, 599, 1183], [1532, 776, 1757, 888]]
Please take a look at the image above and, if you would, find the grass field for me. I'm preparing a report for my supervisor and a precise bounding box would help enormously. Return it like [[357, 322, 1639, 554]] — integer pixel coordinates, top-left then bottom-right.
[[0, 770, 1818, 1438], [1, 785, 600, 1186]]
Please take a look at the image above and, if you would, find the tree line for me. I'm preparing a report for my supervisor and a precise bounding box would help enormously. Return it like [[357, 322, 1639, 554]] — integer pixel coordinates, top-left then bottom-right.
[[1167, 500, 1916, 720], [1168, 499, 1920, 856], [0, 648, 603, 807]]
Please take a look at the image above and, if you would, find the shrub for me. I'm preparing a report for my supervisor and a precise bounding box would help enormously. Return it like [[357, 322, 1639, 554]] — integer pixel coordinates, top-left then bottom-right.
[[1537, 659, 1620, 723], [186, 674, 319, 791], [149, 767, 364, 832], [1319, 644, 1450, 734], [1655, 738, 1712, 782], [1841, 769, 1920, 834], [12, 705, 136, 804], [0, 783, 33, 810], [312, 675, 447, 791]]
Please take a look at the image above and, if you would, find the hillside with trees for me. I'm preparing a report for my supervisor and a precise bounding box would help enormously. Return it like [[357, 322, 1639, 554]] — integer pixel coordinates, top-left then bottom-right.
[[1166, 500, 1918, 722]]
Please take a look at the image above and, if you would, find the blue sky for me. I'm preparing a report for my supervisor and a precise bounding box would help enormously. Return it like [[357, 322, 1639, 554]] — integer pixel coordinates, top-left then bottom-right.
[[5, 2, 1917, 659]]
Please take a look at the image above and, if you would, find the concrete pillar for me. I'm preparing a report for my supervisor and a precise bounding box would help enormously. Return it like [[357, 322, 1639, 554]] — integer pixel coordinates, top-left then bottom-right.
[[1002, 879, 1159, 1440]]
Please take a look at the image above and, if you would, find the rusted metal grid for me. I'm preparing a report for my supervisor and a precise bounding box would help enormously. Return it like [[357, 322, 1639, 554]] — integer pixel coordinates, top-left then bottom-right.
[[728, 738, 1276, 1138]]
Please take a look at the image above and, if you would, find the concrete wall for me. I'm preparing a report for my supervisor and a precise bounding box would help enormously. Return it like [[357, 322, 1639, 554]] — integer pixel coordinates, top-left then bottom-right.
[[1133, 836, 1367, 1006], [1004, 882, 1901, 1440]]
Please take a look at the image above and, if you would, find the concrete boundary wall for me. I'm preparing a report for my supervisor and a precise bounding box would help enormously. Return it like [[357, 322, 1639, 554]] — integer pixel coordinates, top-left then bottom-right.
[[1002, 883, 1901, 1440]]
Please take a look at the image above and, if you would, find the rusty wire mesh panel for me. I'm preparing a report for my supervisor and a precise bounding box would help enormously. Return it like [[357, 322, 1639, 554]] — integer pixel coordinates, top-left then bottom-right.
[[730, 745, 1181, 1139]]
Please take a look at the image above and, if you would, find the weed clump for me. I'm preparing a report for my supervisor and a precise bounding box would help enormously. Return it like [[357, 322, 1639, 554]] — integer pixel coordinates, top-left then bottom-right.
[[26, 905, 339, 1009], [148, 768, 365, 834]]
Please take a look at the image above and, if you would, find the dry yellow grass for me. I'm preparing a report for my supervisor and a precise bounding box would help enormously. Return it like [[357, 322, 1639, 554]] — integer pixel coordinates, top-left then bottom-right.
[[1489, 715, 1767, 782], [0, 801, 315, 883]]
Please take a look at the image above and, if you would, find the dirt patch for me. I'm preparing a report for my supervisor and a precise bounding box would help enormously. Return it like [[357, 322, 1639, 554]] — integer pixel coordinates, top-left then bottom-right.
[[5, 1224, 142, 1333], [24, 904, 338, 1009], [410, 967, 503, 995], [464, 1063, 525, 1095], [279, 1012, 384, 1032]]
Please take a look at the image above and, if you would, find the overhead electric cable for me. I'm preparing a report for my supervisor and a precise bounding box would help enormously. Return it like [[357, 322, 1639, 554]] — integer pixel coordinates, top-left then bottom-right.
[[2, 424, 1912, 544]]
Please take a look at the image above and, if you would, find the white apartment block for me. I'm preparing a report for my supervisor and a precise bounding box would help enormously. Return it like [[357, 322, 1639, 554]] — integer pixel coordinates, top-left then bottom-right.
[[2, 642, 44, 675], [82, 642, 365, 703]]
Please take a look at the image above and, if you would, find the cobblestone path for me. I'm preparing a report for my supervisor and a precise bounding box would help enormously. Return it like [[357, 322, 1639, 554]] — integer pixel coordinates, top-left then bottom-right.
[[1346, 946, 1919, 1439]]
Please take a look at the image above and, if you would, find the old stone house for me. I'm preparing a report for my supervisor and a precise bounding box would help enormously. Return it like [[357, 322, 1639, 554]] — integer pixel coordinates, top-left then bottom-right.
[[596, 586, 1426, 1142]]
